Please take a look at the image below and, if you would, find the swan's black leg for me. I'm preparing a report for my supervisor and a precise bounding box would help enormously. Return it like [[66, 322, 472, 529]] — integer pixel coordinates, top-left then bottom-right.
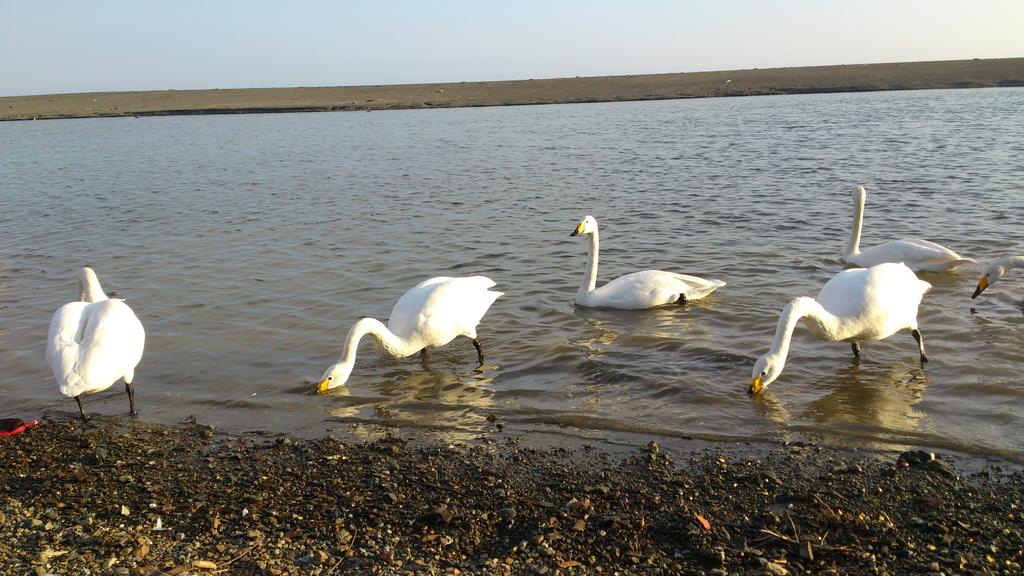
[[851, 342, 861, 358], [75, 395, 89, 422], [472, 339, 485, 365], [676, 294, 688, 306], [125, 381, 138, 417], [912, 329, 928, 363]]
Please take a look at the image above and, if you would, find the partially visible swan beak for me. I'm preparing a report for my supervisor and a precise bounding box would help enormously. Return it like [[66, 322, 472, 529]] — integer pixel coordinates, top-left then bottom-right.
[[570, 229, 580, 237], [316, 378, 331, 395], [972, 277, 988, 299], [748, 375, 763, 395], [570, 223, 584, 237]]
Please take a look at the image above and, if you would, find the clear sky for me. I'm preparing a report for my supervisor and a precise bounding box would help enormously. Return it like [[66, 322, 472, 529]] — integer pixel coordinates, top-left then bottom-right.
[[2, 0, 1022, 96]]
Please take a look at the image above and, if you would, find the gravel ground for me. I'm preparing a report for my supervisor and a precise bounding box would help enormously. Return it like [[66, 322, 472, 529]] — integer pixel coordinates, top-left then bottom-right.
[[1, 417, 1021, 575]]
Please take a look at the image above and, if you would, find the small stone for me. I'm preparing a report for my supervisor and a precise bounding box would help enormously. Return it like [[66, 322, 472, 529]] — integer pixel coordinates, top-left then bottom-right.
[[832, 464, 863, 475], [897, 450, 935, 467], [759, 558, 789, 575], [418, 504, 453, 525], [70, 463, 87, 482], [120, 505, 130, 517], [497, 507, 516, 523]]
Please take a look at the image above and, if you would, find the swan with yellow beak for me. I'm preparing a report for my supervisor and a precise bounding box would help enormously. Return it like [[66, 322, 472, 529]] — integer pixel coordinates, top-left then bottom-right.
[[750, 263, 930, 394]]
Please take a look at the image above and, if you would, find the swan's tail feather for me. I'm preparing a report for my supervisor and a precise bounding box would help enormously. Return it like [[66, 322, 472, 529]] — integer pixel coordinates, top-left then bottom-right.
[[681, 278, 726, 301]]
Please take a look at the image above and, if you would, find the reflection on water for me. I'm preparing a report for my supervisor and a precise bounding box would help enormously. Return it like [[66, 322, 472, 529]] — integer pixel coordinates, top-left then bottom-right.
[[1, 87, 1023, 460], [753, 360, 930, 450], [324, 356, 496, 442]]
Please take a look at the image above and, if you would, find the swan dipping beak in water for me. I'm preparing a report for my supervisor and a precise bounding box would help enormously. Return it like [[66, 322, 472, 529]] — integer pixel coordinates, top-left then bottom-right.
[[972, 256, 1024, 299], [749, 262, 930, 395], [317, 276, 501, 393]]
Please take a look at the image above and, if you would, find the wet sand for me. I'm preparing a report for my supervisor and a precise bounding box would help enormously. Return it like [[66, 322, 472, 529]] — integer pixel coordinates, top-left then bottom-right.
[[2, 58, 1022, 121], [2, 416, 1021, 575]]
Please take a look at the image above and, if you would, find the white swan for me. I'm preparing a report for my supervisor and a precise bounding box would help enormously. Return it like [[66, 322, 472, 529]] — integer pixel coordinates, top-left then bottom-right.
[[46, 267, 146, 420], [317, 276, 502, 392], [750, 262, 931, 394], [972, 255, 1024, 299], [569, 215, 725, 309], [843, 186, 973, 273]]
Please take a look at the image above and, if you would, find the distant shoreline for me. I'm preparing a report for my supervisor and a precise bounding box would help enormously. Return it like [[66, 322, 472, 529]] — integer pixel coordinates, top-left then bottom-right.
[[2, 58, 1022, 122]]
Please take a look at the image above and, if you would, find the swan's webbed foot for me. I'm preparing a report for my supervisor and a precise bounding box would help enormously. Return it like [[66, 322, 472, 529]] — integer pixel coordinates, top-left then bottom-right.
[[125, 381, 138, 417], [912, 329, 928, 363], [851, 342, 861, 358], [472, 339, 485, 365], [75, 395, 90, 422]]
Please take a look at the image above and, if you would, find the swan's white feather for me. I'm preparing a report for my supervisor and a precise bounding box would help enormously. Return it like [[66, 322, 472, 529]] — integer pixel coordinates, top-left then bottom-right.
[[582, 270, 725, 309], [815, 263, 931, 341], [388, 276, 503, 346], [847, 238, 972, 272], [47, 298, 146, 398]]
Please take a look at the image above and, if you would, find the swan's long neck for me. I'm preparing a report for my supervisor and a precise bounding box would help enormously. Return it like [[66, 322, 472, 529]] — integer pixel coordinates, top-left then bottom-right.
[[768, 297, 843, 364], [845, 189, 865, 260], [337, 318, 417, 368], [578, 230, 600, 300], [79, 269, 108, 303]]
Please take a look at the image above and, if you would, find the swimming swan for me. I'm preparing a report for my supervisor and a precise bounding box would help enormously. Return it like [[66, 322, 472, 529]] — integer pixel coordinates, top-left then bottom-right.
[[46, 267, 146, 420], [843, 186, 973, 273], [570, 215, 725, 309], [317, 276, 502, 392], [972, 255, 1024, 298], [750, 262, 930, 394]]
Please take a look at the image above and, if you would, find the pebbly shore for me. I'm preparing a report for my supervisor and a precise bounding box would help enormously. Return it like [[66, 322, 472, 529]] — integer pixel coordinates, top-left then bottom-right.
[[1, 416, 1021, 575]]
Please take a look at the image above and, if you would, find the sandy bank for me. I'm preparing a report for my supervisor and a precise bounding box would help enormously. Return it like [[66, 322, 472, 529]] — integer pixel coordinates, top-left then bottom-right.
[[2, 58, 1022, 122]]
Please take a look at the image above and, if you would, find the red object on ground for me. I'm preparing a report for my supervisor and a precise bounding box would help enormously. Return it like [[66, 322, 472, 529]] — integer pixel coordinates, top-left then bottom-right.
[[0, 419, 38, 437], [695, 513, 711, 530]]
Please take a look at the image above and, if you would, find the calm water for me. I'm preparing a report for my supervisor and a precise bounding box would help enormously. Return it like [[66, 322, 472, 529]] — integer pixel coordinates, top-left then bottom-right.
[[2, 88, 1023, 460]]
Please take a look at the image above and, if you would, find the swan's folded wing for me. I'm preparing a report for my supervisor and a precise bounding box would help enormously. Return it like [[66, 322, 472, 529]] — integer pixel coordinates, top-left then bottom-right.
[[47, 302, 90, 395], [902, 238, 969, 259], [76, 300, 145, 391], [895, 238, 971, 262], [393, 276, 501, 341], [670, 273, 726, 299]]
